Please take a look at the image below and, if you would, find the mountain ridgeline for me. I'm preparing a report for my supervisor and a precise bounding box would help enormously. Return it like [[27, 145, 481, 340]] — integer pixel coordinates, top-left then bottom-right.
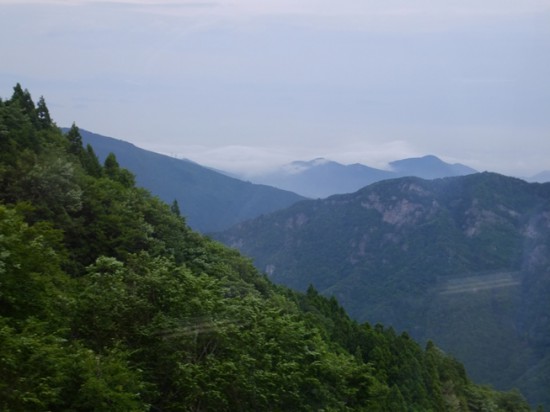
[[215, 173, 550, 409], [248, 155, 477, 198], [75, 129, 304, 233], [0, 85, 537, 410]]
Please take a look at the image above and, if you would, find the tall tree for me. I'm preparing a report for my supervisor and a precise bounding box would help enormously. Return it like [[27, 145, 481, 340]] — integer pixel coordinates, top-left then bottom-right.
[[66, 122, 83, 156], [104, 152, 135, 187], [10, 83, 37, 125], [171, 199, 181, 217], [81, 144, 103, 177], [36, 96, 52, 129]]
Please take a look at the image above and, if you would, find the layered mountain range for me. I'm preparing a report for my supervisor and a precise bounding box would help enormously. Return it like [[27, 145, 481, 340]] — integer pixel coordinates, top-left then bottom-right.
[[215, 173, 550, 408], [71, 128, 548, 406], [5, 84, 537, 411], [77, 130, 304, 232], [247, 155, 477, 198], [77, 129, 485, 230]]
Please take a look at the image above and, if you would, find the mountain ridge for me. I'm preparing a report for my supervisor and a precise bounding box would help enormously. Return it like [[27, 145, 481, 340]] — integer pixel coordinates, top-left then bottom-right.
[[75, 129, 305, 233], [214, 172, 550, 408], [389, 154, 477, 178], [247, 155, 477, 198], [2, 83, 535, 412]]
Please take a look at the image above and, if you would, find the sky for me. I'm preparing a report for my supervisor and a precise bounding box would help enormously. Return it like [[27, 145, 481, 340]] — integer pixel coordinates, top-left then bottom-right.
[[1, 0, 549, 178]]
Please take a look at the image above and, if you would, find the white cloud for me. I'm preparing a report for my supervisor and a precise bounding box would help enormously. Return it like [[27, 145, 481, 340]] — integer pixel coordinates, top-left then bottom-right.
[[148, 144, 315, 176], [140, 139, 421, 177], [132, 133, 550, 179]]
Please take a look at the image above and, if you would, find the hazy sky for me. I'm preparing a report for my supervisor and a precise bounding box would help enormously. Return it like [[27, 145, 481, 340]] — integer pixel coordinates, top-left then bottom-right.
[[1, 0, 549, 177]]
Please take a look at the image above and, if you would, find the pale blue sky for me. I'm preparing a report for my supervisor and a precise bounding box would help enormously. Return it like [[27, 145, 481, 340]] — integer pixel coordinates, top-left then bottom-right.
[[1, 0, 549, 177]]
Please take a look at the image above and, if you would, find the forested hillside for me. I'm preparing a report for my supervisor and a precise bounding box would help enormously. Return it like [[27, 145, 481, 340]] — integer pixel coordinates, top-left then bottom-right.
[[216, 173, 550, 409], [75, 129, 304, 233], [0, 84, 535, 411]]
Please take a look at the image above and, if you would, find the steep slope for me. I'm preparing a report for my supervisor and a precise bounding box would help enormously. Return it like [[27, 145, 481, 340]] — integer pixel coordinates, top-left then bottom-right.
[[216, 173, 550, 408], [75, 129, 304, 232], [2, 85, 535, 411], [249, 155, 476, 198]]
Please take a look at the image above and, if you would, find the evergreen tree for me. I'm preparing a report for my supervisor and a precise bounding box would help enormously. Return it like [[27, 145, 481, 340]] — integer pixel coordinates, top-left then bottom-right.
[[36, 96, 52, 129], [82, 144, 103, 177], [171, 199, 181, 217], [10, 83, 36, 116], [66, 122, 83, 156], [104, 152, 135, 187]]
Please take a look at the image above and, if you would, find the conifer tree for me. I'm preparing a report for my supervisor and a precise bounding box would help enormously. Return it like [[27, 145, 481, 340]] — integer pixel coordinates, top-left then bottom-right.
[[36, 96, 52, 129], [66, 122, 83, 156], [104, 152, 135, 187], [82, 144, 103, 177], [10, 83, 37, 125], [171, 199, 181, 216]]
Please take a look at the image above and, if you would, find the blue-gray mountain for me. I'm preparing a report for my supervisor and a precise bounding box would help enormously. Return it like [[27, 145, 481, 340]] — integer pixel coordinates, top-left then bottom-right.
[[530, 170, 550, 183], [248, 155, 477, 198], [215, 172, 550, 409], [76, 129, 304, 233]]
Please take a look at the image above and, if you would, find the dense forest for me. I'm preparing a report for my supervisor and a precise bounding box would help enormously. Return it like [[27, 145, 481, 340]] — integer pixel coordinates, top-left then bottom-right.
[[214, 170, 550, 409], [0, 84, 536, 410]]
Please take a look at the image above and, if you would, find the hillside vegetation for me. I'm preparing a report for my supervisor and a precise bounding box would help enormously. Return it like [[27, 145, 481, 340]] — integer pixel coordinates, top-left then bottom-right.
[[0, 84, 535, 411], [76, 129, 304, 233], [216, 172, 550, 409]]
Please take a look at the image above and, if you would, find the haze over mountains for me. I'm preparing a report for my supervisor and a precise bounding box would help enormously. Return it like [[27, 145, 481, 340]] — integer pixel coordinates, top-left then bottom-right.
[[531, 170, 550, 183], [215, 172, 550, 408], [8, 87, 537, 410], [77, 129, 490, 229], [77, 128, 549, 204], [73, 128, 549, 408], [77, 130, 304, 233], [242, 155, 477, 198]]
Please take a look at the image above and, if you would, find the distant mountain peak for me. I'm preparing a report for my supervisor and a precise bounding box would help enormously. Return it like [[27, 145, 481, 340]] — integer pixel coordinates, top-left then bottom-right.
[[283, 158, 332, 174], [309, 157, 331, 166], [389, 154, 476, 179], [390, 154, 445, 169], [249, 155, 477, 198]]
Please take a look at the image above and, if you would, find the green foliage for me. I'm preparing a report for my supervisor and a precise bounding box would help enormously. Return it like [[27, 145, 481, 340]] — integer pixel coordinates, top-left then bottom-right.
[[215, 172, 550, 409], [0, 319, 147, 411], [0, 85, 536, 411], [0, 204, 69, 324], [0, 319, 70, 411], [65, 122, 85, 160], [171, 198, 181, 216], [104, 152, 135, 187], [82, 143, 103, 177], [9, 83, 38, 128], [36, 96, 52, 129]]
